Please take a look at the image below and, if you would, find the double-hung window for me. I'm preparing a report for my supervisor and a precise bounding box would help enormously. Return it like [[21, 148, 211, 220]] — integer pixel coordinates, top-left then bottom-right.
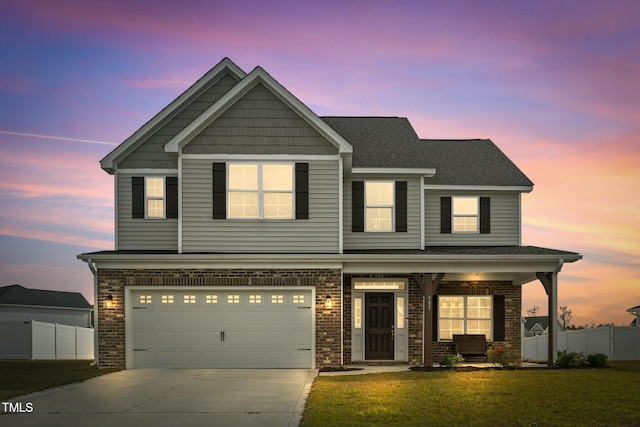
[[145, 177, 165, 219], [438, 296, 492, 340], [365, 181, 394, 231], [452, 196, 478, 233], [228, 163, 293, 219]]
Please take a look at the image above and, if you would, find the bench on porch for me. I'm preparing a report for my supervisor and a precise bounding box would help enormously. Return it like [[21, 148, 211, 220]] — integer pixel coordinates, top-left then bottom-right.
[[452, 334, 488, 358]]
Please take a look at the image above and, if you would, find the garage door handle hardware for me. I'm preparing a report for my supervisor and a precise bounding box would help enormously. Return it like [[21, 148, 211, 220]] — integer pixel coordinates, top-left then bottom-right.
[[298, 306, 311, 309], [298, 348, 311, 351], [133, 349, 148, 352], [132, 307, 147, 310], [220, 331, 225, 342]]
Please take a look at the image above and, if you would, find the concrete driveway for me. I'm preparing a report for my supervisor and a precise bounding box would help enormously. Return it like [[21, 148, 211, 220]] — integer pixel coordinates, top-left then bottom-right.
[[0, 369, 316, 427]]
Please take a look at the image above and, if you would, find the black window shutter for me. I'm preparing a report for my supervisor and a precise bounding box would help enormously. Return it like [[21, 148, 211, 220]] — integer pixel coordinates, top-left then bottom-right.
[[295, 163, 309, 219], [480, 197, 490, 234], [432, 295, 439, 342], [493, 295, 505, 341], [352, 181, 365, 232], [166, 177, 178, 219], [395, 181, 407, 232], [132, 177, 145, 218], [440, 197, 452, 233], [212, 163, 226, 219]]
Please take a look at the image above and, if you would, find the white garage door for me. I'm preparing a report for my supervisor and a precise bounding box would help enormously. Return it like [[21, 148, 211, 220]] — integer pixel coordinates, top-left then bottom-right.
[[129, 288, 313, 368]]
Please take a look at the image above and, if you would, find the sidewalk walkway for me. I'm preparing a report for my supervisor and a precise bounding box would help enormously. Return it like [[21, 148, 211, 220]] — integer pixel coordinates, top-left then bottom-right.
[[318, 362, 546, 376]]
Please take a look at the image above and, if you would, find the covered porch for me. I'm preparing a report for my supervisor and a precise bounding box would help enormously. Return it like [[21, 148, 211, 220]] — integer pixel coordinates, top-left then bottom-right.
[[342, 246, 582, 367]]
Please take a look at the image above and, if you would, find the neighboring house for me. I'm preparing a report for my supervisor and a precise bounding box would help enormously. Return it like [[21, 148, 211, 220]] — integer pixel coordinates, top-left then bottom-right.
[[627, 305, 640, 326], [0, 284, 93, 327], [522, 316, 565, 337], [78, 58, 581, 369]]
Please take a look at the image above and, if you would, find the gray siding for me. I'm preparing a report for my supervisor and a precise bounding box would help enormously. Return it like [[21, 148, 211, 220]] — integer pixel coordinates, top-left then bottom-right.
[[424, 191, 520, 245], [183, 83, 338, 155], [181, 158, 339, 253], [118, 73, 240, 169], [116, 172, 178, 250], [343, 176, 422, 250]]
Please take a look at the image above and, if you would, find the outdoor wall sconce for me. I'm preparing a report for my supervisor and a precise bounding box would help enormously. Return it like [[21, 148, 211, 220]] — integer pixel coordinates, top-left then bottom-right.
[[103, 294, 116, 309], [324, 295, 333, 309]]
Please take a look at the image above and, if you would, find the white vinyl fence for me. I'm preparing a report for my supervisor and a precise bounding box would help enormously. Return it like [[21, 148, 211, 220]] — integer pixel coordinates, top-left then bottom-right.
[[0, 320, 94, 360], [522, 325, 640, 361]]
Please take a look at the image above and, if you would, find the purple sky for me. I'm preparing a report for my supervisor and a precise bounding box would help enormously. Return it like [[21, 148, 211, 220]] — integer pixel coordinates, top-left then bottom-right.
[[1, 0, 638, 326]]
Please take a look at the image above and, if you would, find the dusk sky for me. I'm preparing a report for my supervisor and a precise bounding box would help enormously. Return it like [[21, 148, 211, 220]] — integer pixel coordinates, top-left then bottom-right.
[[1, 0, 638, 327]]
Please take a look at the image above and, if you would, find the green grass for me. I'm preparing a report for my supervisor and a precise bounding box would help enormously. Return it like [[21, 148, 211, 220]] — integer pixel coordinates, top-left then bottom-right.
[[302, 362, 640, 427], [0, 360, 118, 400]]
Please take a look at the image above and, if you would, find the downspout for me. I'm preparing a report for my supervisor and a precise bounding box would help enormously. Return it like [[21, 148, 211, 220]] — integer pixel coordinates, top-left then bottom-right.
[[85, 258, 99, 367]]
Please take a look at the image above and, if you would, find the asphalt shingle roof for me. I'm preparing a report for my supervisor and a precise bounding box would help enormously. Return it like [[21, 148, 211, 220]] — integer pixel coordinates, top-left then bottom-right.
[[321, 116, 533, 186], [0, 284, 92, 309]]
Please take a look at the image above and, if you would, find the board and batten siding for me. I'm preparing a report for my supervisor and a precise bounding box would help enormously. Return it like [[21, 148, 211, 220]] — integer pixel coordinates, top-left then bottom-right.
[[116, 172, 178, 250], [118, 73, 241, 169], [424, 191, 521, 245], [181, 158, 340, 253], [183, 83, 338, 156], [343, 176, 422, 250]]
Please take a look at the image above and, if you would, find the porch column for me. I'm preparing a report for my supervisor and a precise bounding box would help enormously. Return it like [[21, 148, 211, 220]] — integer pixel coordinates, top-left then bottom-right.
[[536, 271, 558, 366], [413, 273, 444, 367]]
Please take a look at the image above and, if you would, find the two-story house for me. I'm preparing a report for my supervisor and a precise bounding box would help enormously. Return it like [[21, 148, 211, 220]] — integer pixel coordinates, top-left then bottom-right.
[[79, 58, 581, 369]]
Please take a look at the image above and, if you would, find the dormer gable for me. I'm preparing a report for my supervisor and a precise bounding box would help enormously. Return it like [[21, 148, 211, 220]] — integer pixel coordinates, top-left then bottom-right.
[[100, 57, 246, 174]]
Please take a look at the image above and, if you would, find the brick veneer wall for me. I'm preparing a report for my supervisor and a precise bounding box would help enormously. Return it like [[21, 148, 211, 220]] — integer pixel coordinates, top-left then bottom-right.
[[343, 276, 521, 365], [96, 268, 342, 369], [433, 281, 521, 362]]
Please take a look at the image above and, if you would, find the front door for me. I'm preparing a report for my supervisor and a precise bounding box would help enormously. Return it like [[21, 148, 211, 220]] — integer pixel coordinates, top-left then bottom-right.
[[365, 293, 394, 360]]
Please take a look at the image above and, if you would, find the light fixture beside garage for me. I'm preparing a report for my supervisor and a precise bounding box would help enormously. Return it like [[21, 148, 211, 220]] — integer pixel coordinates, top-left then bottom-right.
[[103, 294, 116, 309], [324, 295, 333, 309]]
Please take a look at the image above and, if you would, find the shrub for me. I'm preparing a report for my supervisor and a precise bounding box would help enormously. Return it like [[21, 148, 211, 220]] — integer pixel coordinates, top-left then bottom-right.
[[439, 354, 464, 368], [487, 346, 522, 369], [586, 353, 609, 368], [555, 350, 586, 369]]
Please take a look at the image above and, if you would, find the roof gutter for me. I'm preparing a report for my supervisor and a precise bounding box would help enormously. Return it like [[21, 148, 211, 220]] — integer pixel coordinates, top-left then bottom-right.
[[84, 258, 99, 367]]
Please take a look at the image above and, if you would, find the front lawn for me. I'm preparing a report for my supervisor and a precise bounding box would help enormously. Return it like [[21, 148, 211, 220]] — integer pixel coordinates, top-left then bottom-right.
[[0, 360, 118, 400], [302, 362, 640, 427]]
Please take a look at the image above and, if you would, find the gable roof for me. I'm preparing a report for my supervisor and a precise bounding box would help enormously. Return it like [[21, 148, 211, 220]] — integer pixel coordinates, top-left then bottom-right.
[[322, 116, 533, 187], [524, 316, 550, 331], [321, 117, 427, 169], [100, 57, 246, 174], [421, 139, 533, 187], [164, 66, 353, 157], [0, 284, 92, 310]]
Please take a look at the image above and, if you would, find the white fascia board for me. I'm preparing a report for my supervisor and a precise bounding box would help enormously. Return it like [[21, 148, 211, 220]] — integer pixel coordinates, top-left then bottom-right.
[[115, 168, 178, 174], [79, 252, 580, 271], [180, 154, 340, 161], [352, 167, 436, 177], [100, 58, 246, 174], [164, 67, 354, 155], [423, 184, 533, 192]]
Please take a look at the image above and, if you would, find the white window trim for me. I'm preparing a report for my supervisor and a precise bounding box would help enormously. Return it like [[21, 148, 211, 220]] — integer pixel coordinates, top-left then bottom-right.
[[365, 180, 395, 232], [227, 162, 295, 220], [438, 295, 493, 341], [145, 176, 166, 219], [451, 196, 479, 234]]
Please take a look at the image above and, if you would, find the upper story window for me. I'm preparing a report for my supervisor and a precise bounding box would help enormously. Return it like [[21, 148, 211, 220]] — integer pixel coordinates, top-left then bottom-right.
[[452, 196, 478, 233], [145, 177, 165, 219], [228, 163, 293, 219], [131, 176, 178, 219], [365, 181, 394, 232]]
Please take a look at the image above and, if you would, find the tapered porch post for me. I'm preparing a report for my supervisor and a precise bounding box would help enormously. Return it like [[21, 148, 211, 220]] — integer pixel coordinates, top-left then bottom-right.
[[537, 271, 559, 366], [413, 273, 444, 367]]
